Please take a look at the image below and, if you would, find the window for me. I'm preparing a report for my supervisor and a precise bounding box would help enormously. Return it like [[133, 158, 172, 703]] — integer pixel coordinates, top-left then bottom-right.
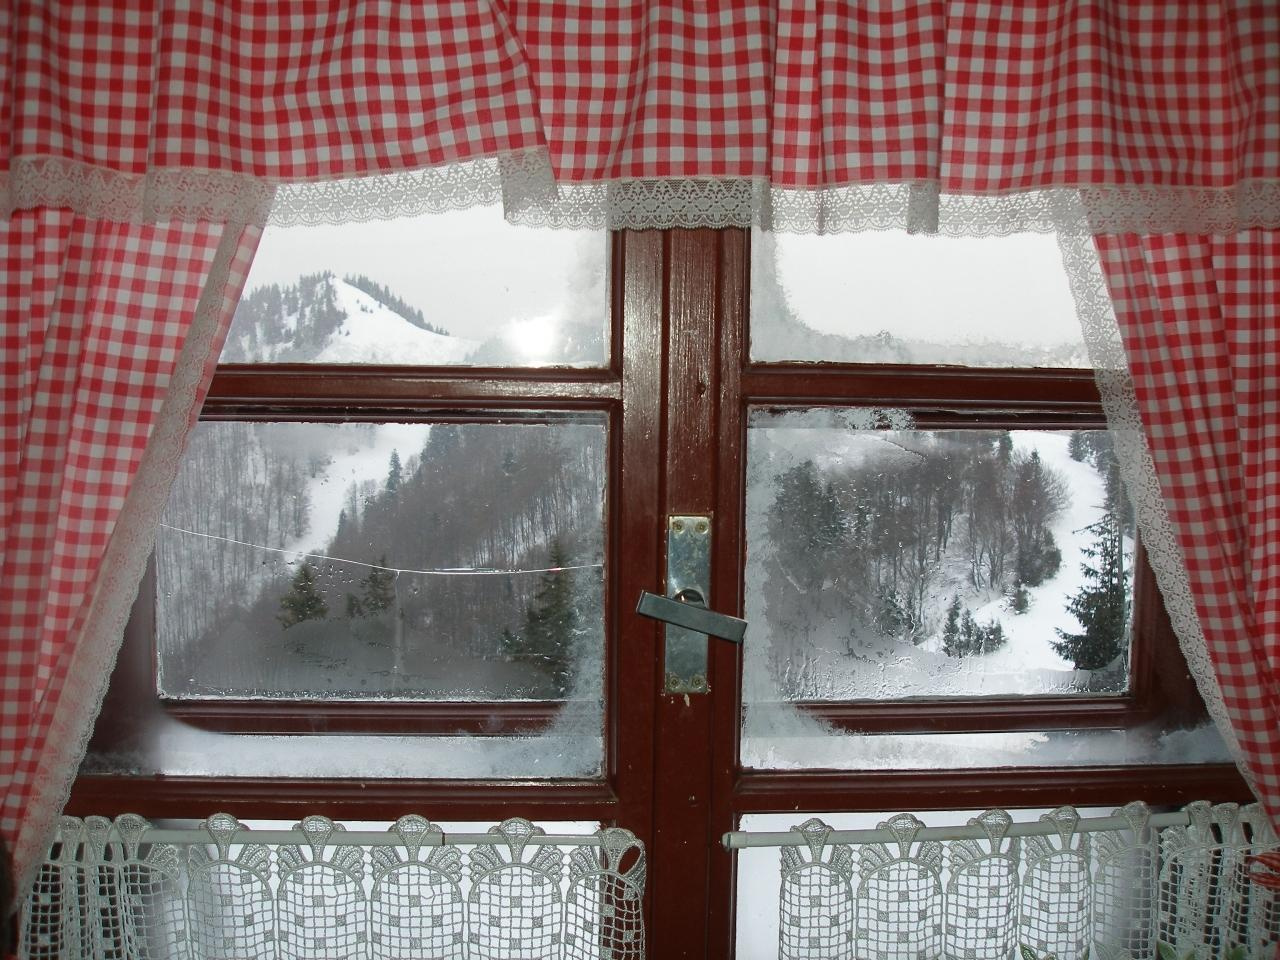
[[79, 221, 1248, 959], [738, 228, 1221, 767], [86, 207, 619, 781]]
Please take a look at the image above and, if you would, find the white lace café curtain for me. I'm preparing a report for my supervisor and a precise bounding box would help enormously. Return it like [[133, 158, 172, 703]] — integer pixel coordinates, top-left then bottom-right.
[[2, 1, 1279, 953]]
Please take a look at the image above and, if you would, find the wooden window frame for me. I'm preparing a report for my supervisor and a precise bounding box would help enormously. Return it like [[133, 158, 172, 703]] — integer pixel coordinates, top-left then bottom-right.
[[76, 235, 655, 829], [85, 228, 1224, 769], [737, 372, 1207, 736], [157, 400, 618, 736], [73, 228, 1250, 960]]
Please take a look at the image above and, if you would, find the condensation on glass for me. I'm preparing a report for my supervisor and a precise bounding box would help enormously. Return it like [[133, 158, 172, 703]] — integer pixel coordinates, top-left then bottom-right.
[[738, 407, 1234, 772], [750, 229, 1086, 366], [156, 418, 606, 706], [223, 207, 608, 367], [745, 409, 1135, 705]]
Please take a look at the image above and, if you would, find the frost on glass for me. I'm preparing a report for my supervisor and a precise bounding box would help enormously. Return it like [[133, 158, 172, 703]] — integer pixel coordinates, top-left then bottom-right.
[[744, 410, 1136, 704], [751, 229, 1088, 367], [221, 207, 607, 367], [156, 419, 605, 705]]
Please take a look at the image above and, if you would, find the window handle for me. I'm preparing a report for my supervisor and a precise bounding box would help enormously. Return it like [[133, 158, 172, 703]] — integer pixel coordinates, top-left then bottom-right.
[[636, 590, 746, 644]]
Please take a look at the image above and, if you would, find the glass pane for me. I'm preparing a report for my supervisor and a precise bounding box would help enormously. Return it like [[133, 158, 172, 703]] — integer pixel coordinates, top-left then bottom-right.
[[224, 207, 608, 366], [751, 230, 1086, 367], [745, 411, 1134, 703], [156, 418, 606, 704]]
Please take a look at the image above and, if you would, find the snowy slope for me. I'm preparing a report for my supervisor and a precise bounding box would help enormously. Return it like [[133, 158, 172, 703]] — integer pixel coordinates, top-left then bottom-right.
[[318, 277, 479, 364], [914, 431, 1132, 688], [744, 429, 1134, 702], [281, 422, 428, 557]]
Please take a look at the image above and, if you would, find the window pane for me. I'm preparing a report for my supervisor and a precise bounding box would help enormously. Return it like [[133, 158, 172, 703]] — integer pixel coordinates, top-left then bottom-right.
[[224, 208, 608, 366], [745, 410, 1134, 702], [751, 230, 1086, 367], [156, 418, 606, 703]]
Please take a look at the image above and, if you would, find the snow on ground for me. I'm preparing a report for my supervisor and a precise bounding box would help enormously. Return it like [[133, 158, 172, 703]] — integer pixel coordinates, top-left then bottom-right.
[[318, 277, 480, 363], [755, 430, 1130, 701], [281, 421, 427, 557], [908, 431, 1124, 691], [737, 427, 1188, 772]]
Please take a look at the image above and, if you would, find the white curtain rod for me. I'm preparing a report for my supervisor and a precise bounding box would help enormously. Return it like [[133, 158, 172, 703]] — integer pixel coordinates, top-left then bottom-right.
[[721, 810, 1199, 850], [54, 827, 610, 848]]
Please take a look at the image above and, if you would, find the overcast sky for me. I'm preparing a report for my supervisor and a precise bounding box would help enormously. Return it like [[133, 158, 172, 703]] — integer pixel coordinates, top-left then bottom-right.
[[244, 206, 1081, 349], [243, 206, 606, 339], [768, 229, 1082, 348]]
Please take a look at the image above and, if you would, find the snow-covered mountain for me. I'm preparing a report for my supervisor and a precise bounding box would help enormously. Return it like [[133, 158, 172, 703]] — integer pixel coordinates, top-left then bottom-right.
[[222, 272, 480, 364]]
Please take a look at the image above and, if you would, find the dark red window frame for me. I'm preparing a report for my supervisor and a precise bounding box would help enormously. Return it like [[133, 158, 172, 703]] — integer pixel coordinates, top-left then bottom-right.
[[73, 228, 1250, 960]]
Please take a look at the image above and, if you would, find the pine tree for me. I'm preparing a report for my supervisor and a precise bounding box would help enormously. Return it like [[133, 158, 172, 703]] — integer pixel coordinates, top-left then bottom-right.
[[981, 620, 1006, 654], [277, 562, 328, 628], [995, 432, 1013, 464], [519, 538, 579, 694], [941, 597, 962, 656], [1101, 452, 1136, 537], [1068, 431, 1088, 462], [386, 450, 403, 494], [768, 460, 845, 592], [361, 556, 396, 615], [1015, 529, 1062, 587], [1054, 510, 1129, 670], [1011, 581, 1030, 614]]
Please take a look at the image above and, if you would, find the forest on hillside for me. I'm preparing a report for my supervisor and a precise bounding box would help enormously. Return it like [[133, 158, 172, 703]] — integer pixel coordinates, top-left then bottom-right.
[[753, 425, 1134, 700], [156, 420, 606, 702]]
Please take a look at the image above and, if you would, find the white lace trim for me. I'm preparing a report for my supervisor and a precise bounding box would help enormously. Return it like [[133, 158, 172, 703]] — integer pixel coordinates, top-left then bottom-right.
[[759, 182, 1280, 236], [1055, 226, 1250, 791], [2, 158, 277, 224], [1080, 182, 1280, 235], [269, 148, 558, 226], [12, 223, 259, 898], [6, 156, 1279, 234]]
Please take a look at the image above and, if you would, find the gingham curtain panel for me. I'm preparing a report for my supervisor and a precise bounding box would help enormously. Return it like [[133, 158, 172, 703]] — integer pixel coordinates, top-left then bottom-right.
[[0, 210, 261, 902], [2, 0, 1280, 921], [1095, 231, 1280, 826], [2, 2, 1277, 224]]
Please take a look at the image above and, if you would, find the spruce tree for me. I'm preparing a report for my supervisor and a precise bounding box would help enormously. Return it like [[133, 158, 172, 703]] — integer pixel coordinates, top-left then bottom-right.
[[386, 449, 403, 494], [520, 538, 578, 695], [959, 609, 976, 653], [1068, 431, 1088, 462], [1053, 510, 1129, 670], [981, 620, 1006, 654], [361, 556, 396, 615], [277, 562, 328, 628], [769, 460, 845, 592], [941, 597, 962, 656]]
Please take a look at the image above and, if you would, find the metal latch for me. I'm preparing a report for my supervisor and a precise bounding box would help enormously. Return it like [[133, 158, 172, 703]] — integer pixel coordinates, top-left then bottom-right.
[[636, 590, 747, 644], [636, 515, 746, 695]]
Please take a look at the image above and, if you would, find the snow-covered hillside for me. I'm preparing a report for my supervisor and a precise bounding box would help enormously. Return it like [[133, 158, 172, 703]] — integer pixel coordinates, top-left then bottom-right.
[[223, 273, 479, 364], [280, 422, 427, 558], [316, 277, 479, 364], [744, 427, 1135, 703], [911, 431, 1133, 691]]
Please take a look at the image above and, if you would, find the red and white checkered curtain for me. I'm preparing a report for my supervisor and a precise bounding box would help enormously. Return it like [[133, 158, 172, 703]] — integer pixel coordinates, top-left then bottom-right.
[[1094, 232, 1280, 823], [1, 0, 1279, 910], [2, 2, 1275, 214], [0, 211, 260, 899]]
